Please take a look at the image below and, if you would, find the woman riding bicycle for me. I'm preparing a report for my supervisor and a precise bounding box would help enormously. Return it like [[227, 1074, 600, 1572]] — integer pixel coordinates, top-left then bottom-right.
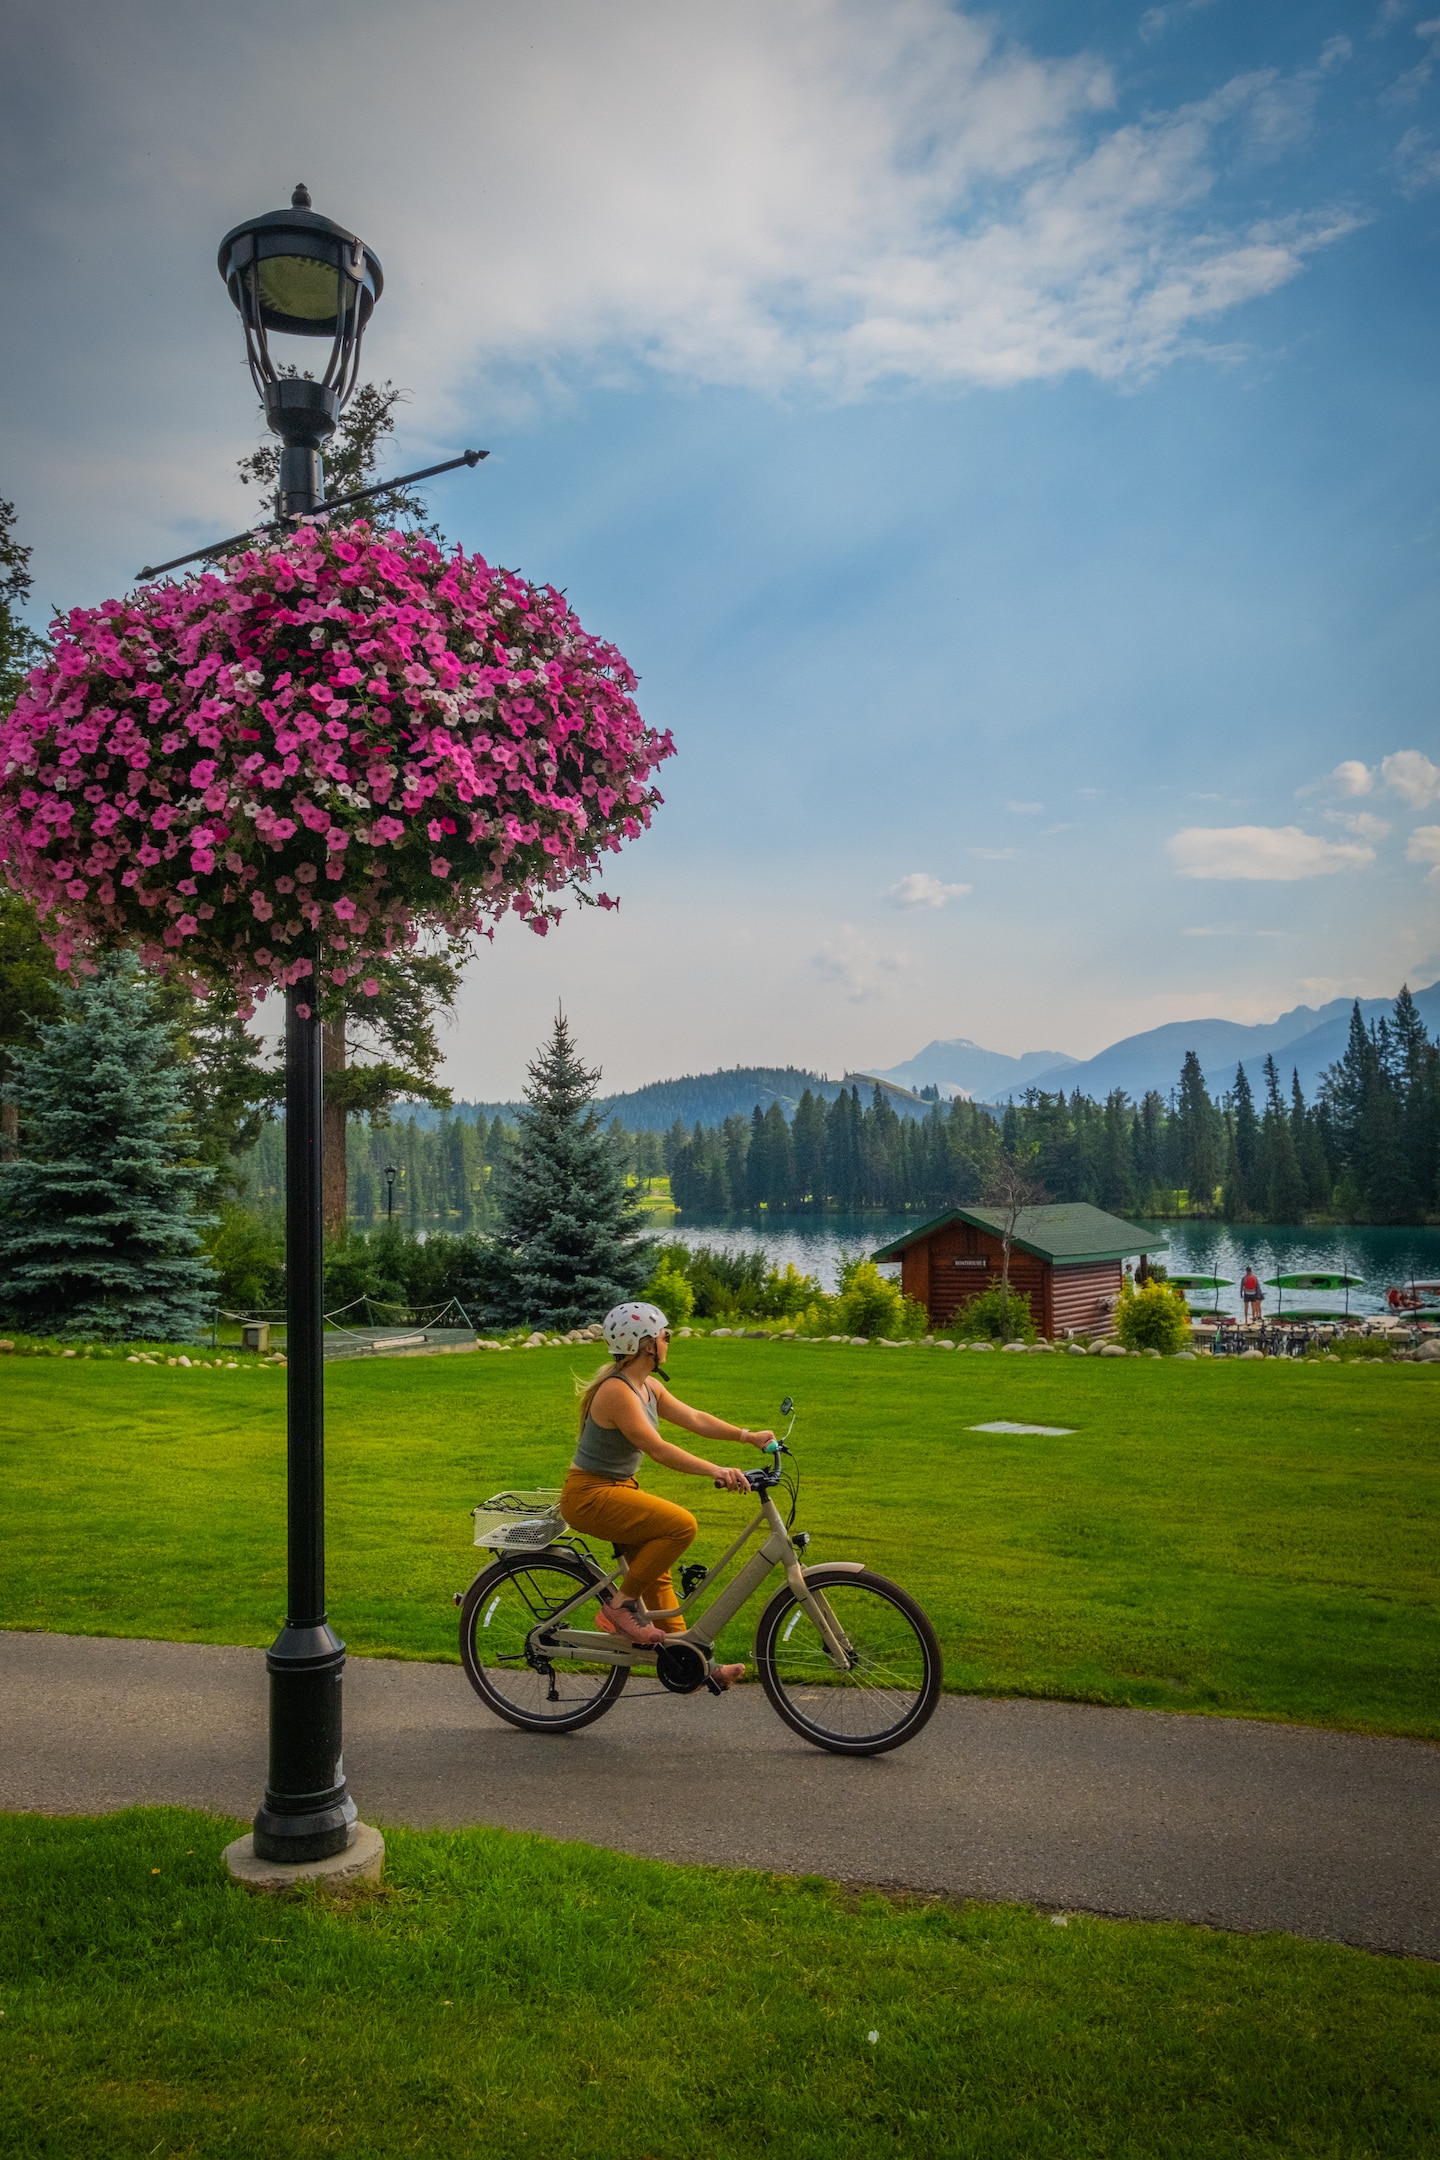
[[561, 1301, 773, 1688]]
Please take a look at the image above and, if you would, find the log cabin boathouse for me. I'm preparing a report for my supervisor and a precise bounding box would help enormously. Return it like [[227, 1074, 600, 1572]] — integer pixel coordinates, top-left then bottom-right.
[[872, 1204, 1163, 1339]]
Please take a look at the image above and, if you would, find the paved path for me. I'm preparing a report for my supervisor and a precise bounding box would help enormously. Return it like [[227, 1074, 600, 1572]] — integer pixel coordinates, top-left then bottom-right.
[[3, 1632, 1435, 1959]]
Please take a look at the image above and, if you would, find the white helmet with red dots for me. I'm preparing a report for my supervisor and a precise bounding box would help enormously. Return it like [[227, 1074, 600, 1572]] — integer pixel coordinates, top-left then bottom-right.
[[603, 1302, 670, 1358]]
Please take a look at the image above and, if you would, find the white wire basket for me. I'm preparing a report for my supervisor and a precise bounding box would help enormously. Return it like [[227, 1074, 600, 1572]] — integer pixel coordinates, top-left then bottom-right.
[[472, 1490, 565, 1552]]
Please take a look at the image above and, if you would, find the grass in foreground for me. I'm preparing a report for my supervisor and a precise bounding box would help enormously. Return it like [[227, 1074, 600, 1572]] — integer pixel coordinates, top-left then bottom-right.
[[3, 1809, 1436, 2160], [3, 1345, 1437, 1736]]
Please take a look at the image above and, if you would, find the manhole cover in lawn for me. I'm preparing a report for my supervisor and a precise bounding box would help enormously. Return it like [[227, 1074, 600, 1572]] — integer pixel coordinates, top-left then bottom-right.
[[968, 1421, 1076, 1436]]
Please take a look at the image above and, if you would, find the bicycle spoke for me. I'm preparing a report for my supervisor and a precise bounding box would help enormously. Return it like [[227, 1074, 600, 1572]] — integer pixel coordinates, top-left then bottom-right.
[[760, 1575, 939, 1752], [461, 1556, 628, 1732]]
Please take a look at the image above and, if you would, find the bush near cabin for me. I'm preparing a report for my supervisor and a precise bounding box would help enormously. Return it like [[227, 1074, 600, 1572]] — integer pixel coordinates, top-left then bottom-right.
[[1116, 1275, 1191, 1354]]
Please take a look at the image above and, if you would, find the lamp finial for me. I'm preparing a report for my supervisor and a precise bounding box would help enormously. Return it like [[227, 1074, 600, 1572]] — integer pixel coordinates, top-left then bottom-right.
[[292, 183, 312, 209]]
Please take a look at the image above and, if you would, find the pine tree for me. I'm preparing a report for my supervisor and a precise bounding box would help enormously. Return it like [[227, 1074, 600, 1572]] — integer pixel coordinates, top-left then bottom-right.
[[497, 1012, 653, 1327], [1223, 1064, 1259, 1218], [0, 957, 215, 1340], [1292, 1068, 1332, 1214], [1393, 985, 1440, 1220], [1097, 1089, 1136, 1214], [1259, 1054, 1305, 1222], [0, 497, 44, 717], [0, 890, 65, 1157], [791, 1089, 827, 1208], [1323, 1003, 1406, 1222], [1130, 1091, 1167, 1206], [1174, 1052, 1222, 1214]]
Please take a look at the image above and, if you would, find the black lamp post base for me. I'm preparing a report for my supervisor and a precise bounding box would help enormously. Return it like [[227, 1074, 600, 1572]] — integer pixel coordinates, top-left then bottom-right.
[[252, 1797, 357, 1866], [228, 1820, 383, 1891], [252, 1619, 355, 1863]]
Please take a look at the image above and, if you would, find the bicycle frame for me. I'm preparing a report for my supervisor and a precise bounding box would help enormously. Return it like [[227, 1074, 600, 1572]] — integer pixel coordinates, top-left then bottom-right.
[[523, 1484, 859, 1671]]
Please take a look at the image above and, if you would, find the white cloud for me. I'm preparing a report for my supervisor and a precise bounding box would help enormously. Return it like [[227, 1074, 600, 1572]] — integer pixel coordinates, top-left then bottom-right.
[[811, 927, 907, 1003], [884, 872, 972, 909], [1139, 0, 1220, 46], [1381, 749, 1440, 807], [1329, 759, 1374, 795], [1395, 124, 1440, 191], [1407, 826, 1440, 880], [1007, 801, 1045, 815], [969, 847, 1018, 860], [1181, 925, 1288, 937], [1167, 825, 1376, 879], [5, 5, 1367, 438], [1325, 810, 1393, 840]]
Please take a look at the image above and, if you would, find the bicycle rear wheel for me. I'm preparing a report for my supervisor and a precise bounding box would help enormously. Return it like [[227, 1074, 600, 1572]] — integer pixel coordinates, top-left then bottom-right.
[[459, 1550, 628, 1734], [756, 1567, 941, 1756]]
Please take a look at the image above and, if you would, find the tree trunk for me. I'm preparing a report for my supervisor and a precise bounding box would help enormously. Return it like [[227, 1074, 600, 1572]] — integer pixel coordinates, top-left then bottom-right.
[[322, 1010, 348, 1236], [1, 1096, 17, 1159]]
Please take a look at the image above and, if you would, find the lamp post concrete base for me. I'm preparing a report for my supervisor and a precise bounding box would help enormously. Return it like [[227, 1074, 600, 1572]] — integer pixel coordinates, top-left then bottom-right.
[[224, 1821, 384, 1894]]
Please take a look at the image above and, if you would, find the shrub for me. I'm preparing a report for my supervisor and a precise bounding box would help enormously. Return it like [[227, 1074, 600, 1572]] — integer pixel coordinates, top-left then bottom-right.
[[957, 1284, 1038, 1343], [1116, 1277, 1191, 1354], [754, 1261, 823, 1318], [206, 1202, 284, 1311], [648, 1241, 820, 1323], [680, 1244, 770, 1318], [643, 1259, 695, 1325], [832, 1257, 927, 1340]]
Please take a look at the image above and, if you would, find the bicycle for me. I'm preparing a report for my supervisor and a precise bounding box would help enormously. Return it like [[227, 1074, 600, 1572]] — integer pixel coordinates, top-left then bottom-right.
[[454, 1398, 942, 1756]]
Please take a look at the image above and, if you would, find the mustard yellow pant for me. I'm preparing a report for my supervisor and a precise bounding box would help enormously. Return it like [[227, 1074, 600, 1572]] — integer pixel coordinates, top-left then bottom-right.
[[560, 1470, 697, 1634]]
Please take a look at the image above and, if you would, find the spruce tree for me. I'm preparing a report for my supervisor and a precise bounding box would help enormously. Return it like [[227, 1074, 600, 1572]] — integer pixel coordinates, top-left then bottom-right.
[[1224, 1063, 1259, 1218], [0, 957, 215, 1340], [1292, 1068, 1332, 1213], [1097, 1089, 1136, 1215], [791, 1089, 827, 1208], [1174, 1051, 1221, 1214], [1, 890, 65, 1156], [498, 1012, 653, 1327], [1259, 1054, 1305, 1223]]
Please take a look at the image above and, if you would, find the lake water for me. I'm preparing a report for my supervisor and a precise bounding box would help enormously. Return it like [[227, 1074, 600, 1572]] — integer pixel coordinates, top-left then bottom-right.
[[664, 1213, 1440, 1318]]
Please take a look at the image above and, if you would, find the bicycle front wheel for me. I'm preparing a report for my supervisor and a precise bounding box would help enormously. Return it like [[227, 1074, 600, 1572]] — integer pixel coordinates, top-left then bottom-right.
[[459, 1550, 628, 1734], [756, 1567, 941, 1756]]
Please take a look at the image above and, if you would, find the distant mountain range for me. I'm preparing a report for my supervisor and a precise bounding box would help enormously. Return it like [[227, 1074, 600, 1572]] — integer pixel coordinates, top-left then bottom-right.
[[1009, 983, 1440, 1105], [593, 1066, 932, 1131], [415, 1066, 933, 1134], [875, 1039, 1078, 1099], [398, 981, 1439, 1134]]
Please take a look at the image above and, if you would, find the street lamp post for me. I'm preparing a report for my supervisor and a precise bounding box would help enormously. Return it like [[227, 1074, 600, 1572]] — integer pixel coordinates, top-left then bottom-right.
[[218, 186, 382, 1866], [385, 1165, 398, 1223]]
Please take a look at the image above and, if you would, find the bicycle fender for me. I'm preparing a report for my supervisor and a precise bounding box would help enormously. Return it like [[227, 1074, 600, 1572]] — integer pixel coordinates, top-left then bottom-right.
[[801, 1561, 866, 1575]]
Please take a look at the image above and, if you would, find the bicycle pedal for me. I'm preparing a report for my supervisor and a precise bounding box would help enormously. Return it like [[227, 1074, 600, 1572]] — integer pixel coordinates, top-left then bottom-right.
[[703, 1672, 726, 1696]]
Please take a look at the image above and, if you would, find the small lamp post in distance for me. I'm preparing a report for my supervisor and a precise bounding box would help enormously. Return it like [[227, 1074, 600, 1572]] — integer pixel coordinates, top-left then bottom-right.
[[385, 1164, 397, 1223]]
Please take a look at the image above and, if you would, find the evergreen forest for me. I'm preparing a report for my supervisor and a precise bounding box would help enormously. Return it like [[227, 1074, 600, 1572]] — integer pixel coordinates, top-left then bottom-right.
[[232, 986, 1439, 1230]]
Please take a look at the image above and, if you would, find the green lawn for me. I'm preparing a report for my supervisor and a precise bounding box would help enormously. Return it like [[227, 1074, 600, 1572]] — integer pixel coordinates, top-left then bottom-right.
[[3, 1807, 1436, 2160], [3, 1344, 1437, 1736]]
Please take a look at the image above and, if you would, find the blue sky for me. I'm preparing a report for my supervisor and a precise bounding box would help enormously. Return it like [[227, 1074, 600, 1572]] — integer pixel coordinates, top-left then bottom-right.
[[3, 0, 1439, 1094]]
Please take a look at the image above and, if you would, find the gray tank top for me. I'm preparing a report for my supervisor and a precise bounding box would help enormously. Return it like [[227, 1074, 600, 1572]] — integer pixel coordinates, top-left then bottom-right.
[[572, 1377, 659, 1479]]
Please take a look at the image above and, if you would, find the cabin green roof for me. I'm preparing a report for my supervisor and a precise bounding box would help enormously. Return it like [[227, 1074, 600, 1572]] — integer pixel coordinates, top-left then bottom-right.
[[872, 1203, 1165, 1268]]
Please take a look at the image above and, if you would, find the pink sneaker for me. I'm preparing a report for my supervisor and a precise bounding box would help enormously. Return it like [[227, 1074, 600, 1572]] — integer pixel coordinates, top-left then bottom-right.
[[595, 1595, 667, 1648]]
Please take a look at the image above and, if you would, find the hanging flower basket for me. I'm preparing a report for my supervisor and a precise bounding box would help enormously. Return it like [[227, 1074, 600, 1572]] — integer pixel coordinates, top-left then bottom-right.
[[0, 522, 672, 1011]]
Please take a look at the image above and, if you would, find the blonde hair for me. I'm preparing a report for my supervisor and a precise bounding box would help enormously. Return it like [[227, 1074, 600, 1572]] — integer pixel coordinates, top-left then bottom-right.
[[574, 1362, 618, 1431], [573, 1340, 659, 1431]]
